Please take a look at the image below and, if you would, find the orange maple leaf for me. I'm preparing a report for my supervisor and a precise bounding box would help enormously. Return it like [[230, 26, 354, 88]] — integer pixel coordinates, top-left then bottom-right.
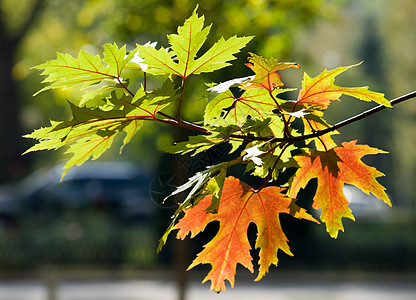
[[174, 176, 317, 292], [296, 63, 392, 109], [288, 140, 392, 238]]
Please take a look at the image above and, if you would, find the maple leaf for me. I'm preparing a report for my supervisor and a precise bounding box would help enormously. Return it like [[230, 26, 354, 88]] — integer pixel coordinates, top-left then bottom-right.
[[242, 144, 265, 166], [296, 63, 392, 109], [32, 43, 137, 107], [174, 176, 317, 292], [245, 53, 300, 91], [241, 118, 275, 138], [207, 76, 254, 94], [204, 88, 292, 127], [246, 143, 297, 181], [24, 100, 135, 178], [162, 160, 241, 216], [205, 53, 298, 94], [162, 124, 241, 156], [136, 8, 252, 78], [157, 161, 240, 254], [25, 81, 178, 177], [288, 140, 391, 238]]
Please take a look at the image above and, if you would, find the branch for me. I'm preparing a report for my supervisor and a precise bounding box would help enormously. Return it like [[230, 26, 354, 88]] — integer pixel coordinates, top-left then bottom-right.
[[229, 90, 416, 144], [298, 90, 416, 142], [176, 78, 187, 122], [155, 112, 210, 133]]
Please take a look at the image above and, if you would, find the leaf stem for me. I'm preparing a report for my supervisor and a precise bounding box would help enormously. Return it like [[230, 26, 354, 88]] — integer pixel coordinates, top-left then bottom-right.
[[117, 77, 135, 97], [257, 143, 291, 191], [177, 78, 187, 122], [155, 112, 210, 134], [305, 118, 328, 151], [269, 90, 292, 138]]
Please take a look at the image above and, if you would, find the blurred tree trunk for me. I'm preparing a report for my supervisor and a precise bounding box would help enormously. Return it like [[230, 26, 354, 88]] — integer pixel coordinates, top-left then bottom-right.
[[0, 0, 43, 182]]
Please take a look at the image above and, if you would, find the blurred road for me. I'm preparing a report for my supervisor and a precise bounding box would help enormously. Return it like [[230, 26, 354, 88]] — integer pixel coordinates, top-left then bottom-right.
[[0, 273, 415, 300]]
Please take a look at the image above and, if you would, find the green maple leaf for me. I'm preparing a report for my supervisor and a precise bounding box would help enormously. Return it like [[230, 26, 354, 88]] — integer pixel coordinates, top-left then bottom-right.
[[24, 99, 136, 178], [163, 124, 241, 156], [25, 80, 178, 177], [241, 118, 274, 138], [134, 79, 179, 115], [32, 43, 137, 107], [61, 131, 118, 178], [205, 88, 292, 127], [136, 8, 253, 78], [246, 143, 297, 180]]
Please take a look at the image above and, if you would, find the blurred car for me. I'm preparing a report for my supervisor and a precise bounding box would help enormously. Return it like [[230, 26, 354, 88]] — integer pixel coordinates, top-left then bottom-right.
[[0, 161, 155, 224], [0, 162, 159, 268], [310, 184, 391, 222], [343, 184, 391, 220]]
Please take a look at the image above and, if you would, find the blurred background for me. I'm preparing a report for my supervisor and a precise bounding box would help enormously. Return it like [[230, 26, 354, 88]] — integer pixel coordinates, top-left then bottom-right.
[[0, 0, 415, 299]]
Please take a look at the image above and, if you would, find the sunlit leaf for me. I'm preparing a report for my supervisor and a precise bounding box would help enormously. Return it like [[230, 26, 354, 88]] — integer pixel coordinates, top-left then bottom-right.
[[32, 43, 137, 107], [175, 176, 317, 292], [288, 140, 391, 238], [296, 63, 392, 109], [205, 88, 292, 127], [245, 53, 299, 91], [136, 8, 252, 78]]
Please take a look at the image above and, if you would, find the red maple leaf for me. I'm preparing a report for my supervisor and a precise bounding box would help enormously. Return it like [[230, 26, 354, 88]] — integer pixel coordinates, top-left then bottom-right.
[[174, 176, 317, 292], [288, 140, 391, 238]]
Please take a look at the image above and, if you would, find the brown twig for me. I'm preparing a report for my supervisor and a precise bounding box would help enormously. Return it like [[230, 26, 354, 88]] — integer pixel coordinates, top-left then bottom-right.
[[229, 91, 416, 144]]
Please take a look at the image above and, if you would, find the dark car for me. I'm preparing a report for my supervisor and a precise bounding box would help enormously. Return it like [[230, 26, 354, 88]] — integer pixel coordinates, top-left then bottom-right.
[[0, 162, 159, 268]]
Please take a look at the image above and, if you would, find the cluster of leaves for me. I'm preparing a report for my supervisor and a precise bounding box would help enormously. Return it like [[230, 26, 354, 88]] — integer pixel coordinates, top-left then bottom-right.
[[27, 9, 393, 292]]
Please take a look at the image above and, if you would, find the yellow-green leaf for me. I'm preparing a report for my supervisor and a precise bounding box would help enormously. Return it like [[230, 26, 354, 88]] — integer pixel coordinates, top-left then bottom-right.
[[296, 63, 392, 109], [136, 8, 252, 78]]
